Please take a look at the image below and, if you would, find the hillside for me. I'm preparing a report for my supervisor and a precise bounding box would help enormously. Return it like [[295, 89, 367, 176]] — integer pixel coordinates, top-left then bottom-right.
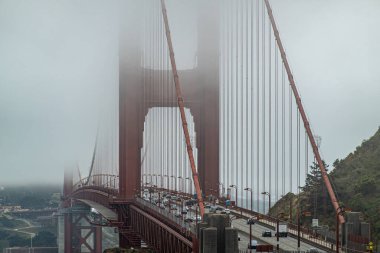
[[331, 127, 380, 241], [270, 127, 380, 241]]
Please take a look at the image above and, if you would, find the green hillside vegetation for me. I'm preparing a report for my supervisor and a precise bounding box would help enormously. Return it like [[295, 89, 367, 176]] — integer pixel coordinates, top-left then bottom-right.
[[0, 215, 28, 228], [270, 127, 380, 241], [331, 127, 380, 241]]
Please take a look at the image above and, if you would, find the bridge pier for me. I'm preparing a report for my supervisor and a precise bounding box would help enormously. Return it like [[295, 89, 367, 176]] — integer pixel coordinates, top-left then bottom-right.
[[61, 205, 103, 253]]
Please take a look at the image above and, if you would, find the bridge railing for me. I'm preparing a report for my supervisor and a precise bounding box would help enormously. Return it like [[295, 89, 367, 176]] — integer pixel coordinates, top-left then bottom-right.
[[135, 197, 194, 234], [227, 204, 337, 251], [73, 174, 119, 192]]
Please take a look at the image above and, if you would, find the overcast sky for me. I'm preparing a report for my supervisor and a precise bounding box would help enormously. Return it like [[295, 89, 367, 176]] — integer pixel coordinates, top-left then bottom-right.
[[0, 0, 379, 185]]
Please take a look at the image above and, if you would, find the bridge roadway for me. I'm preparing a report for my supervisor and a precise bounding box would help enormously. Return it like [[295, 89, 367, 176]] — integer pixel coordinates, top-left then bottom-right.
[[137, 196, 328, 252], [229, 207, 335, 252], [232, 218, 324, 252], [72, 187, 332, 252]]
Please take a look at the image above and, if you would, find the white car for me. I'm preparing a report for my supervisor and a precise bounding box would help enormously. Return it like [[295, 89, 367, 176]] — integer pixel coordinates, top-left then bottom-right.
[[224, 208, 231, 214], [192, 215, 202, 221]]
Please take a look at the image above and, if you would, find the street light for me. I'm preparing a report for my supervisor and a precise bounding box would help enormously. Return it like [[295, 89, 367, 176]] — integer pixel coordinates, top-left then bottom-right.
[[152, 174, 158, 187], [185, 177, 193, 195], [261, 191, 271, 214], [244, 187, 253, 212], [276, 212, 286, 251], [170, 175, 177, 193], [219, 182, 225, 199], [146, 173, 153, 185], [30, 233, 34, 253], [178, 176, 185, 195], [155, 174, 163, 189], [152, 184, 161, 207], [163, 174, 169, 191], [229, 185, 238, 209]]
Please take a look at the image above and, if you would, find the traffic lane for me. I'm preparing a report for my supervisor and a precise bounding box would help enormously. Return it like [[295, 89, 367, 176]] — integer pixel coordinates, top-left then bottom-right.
[[148, 197, 309, 251], [238, 231, 268, 251], [233, 219, 324, 252]]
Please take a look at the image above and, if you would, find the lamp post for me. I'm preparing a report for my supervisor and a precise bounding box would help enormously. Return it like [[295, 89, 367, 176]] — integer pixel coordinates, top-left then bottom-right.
[[147, 173, 153, 185], [261, 191, 271, 214], [152, 174, 158, 187], [170, 175, 177, 194], [244, 187, 253, 212], [229, 185, 238, 209], [178, 176, 184, 196], [156, 174, 163, 189], [219, 182, 225, 199], [163, 174, 169, 192], [152, 184, 161, 207], [30, 233, 34, 253], [185, 177, 193, 195], [276, 212, 286, 251]]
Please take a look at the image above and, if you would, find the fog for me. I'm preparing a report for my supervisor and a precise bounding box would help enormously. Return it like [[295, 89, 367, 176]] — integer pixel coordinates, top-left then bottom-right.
[[0, 0, 379, 185]]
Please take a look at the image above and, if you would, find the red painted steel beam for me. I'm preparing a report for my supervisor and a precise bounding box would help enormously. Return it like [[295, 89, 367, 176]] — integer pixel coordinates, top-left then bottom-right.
[[264, 0, 345, 224], [130, 205, 193, 251], [160, 0, 205, 217]]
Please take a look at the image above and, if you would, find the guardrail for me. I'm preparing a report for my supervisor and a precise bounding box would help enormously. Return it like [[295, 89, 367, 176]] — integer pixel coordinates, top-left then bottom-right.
[[73, 174, 119, 192], [229, 205, 337, 252], [135, 197, 195, 235]]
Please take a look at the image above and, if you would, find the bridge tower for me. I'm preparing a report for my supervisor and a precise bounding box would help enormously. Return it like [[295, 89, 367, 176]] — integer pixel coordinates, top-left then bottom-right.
[[119, 0, 220, 202], [119, 0, 220, 247]]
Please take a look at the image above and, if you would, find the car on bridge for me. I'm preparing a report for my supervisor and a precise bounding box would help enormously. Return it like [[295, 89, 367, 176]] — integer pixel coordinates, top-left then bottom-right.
[[184, 217, 193, 223], [191, 215, 202, 222], [247, 217, 256, 225], [262, 231, 272, 237], [247, 240, 258, 249]]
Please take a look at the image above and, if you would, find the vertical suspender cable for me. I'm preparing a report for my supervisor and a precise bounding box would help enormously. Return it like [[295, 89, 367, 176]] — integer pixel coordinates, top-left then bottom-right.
[[264, 0, 344, 223], [245, 0, 249, 208], [250, 0, 254, 211], [235, 0, 239, 206], [289, 80, 293, 193], [160, 0, 205, 216], [268, 9, 272, 205], [227, 0, 232, 195], [222, 0, 227, 198], [256, 0, 260, 212], [275, 41, 278, 203], [305, 131, 309, 178], [297, 111, 301, 195], [262, 0, 266, 211], [281, 65, 285, 196], [231, 0, 235, 201], [240, 0, 244, 208], [142, 3, 146, 186], [238, 0, 244, 207]]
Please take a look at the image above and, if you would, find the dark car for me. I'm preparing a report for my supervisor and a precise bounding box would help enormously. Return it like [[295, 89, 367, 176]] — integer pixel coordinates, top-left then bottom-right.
[[262, 231, 272, 237], [184, 218, 193, 223], [247, 218, 255, 225]]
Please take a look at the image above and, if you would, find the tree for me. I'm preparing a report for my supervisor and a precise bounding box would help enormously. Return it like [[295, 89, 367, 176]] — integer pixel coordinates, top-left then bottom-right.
[[301, 161, 328, 193], [300, 161, 329, 219]]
